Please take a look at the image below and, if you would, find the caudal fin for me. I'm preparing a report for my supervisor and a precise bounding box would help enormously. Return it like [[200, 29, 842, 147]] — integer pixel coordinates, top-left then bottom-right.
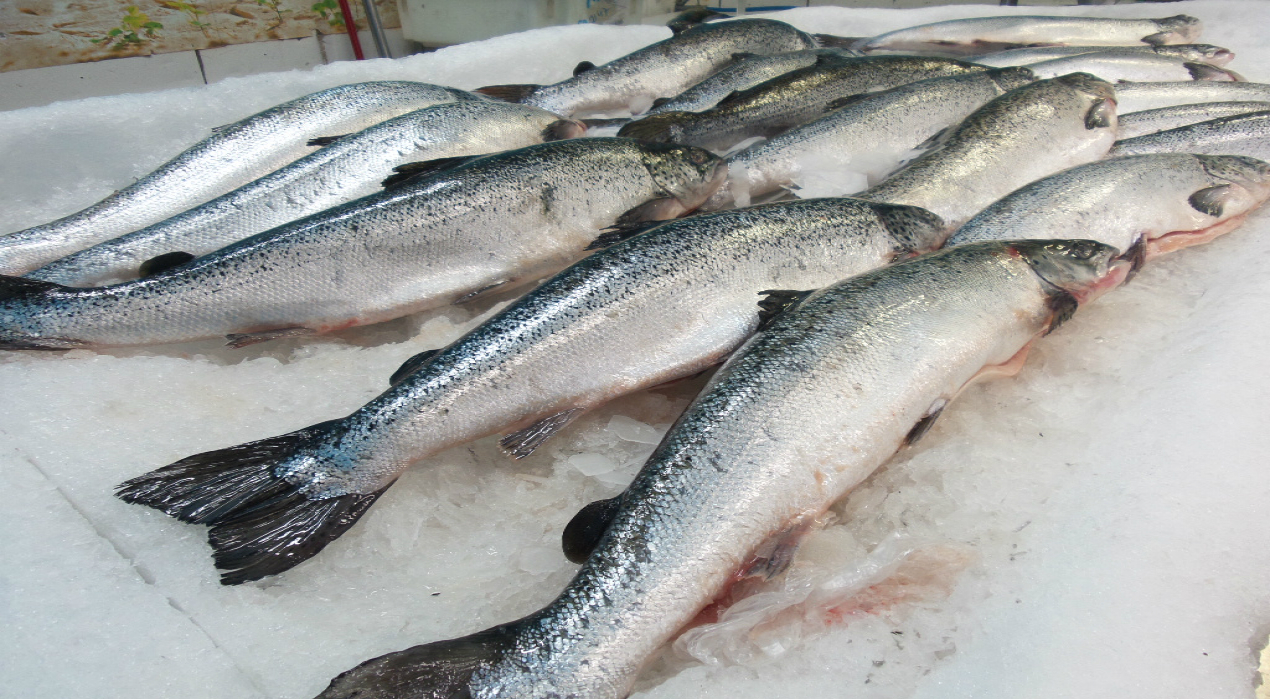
[[314, 622, 521, 699], [116, 420, 391, 585]]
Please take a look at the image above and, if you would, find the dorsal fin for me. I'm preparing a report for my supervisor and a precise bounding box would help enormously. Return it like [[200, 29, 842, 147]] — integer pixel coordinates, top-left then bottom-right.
[[756, 289, 815, 330], [649, 97, 672, 110], [823, 92, 874, 113], [381, 156, 476, 190], [474, 84, 540, 103], [730, 51, 757, 62], [389, 349, 439, 387], [573, 60, 597, 76], [562, 496, 622, 563], [714, 90, 744, 108], [584, 220, 665, 251], [306, 134, 347, 147], [139, 251, 195, 277]]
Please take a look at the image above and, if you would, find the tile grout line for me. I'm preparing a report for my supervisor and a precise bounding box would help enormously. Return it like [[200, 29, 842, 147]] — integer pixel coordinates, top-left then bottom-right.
[[8, 444, 272, 699]]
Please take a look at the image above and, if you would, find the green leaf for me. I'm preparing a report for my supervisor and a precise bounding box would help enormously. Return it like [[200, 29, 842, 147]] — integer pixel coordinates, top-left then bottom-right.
[[108, 28, 122, 35], [143, 21, 162, 28]]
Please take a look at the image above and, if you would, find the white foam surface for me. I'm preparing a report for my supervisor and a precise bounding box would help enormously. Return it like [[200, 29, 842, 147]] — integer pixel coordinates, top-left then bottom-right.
[[2, 2, 1270, 698]]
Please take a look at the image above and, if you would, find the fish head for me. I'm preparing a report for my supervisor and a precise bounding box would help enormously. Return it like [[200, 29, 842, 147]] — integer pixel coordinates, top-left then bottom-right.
[[1194, 155, 1270, 219], [639, 142, 730, 214], [1158, 44, 1235, 66], [986, 66, 1038, 93], [873, 203, 949, 255], [1011, 239, 1129, 306], [1143, 15, 1203, 46]]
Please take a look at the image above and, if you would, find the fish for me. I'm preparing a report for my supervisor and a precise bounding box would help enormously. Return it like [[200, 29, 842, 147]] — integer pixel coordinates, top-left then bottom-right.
[[857, 15, 1203, 55], [0, 138, 724, 350], [26, 102, 586, 287], [971, 43, 1235, 68], [642, 49, 855, 117], [617, 55, 987, 152], [114, 197, 948, 585], [949, 154, 1270, 260], [1108, 111, 1270, 160], [309, 239, 1129, 699], [1118, 101, 1270, 139], [0, 82, 483, 277], [1112, 81, 1270, 113], [478, 18, 819, 117], [699, 67, 1038, 211], [1018, 52, 1240, 83], [855, 73, 1119, 230]]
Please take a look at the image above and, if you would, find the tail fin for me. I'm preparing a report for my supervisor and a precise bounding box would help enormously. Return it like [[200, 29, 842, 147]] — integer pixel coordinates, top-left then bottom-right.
[[475, 84, 540, 103], [314, 623, 521, 699], [116, 419, 391, 585], [0, 275, 89, 350]]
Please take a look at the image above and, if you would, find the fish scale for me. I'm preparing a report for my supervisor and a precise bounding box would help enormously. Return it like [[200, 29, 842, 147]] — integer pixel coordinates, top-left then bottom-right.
[[0, 81, 484, 276]]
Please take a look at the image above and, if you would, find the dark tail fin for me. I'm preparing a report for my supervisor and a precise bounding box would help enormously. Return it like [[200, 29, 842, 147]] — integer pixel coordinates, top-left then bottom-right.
[[0, 275, 89, 350], [475, 84, 540, 103], [116, 419, 391, 585], [314, 623, 521, 699]]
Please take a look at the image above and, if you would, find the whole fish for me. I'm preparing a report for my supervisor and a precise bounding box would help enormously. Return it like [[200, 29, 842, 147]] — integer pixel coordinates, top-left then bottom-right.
[[1113, 81, 1270, 113], [856, 73, 1118, 229], [1109, 111, 1270, 160], [27, 102, 586, 288], [972, 43, 1234, 67], [480, 19, 818, 117], [0, 139, 723, 350], [1118, 101, 1270, 139], [617, 55, 987, 152], [310, 240, 1128, 699], [1019, 52, 1240, 83], [950, 154, 1270, 259], [115, 197, 948, 585], [857, 15, 1202, 55], [700, 67, 1038, 211], [0, 82, 482, 276], [642, 49, 854, 116]]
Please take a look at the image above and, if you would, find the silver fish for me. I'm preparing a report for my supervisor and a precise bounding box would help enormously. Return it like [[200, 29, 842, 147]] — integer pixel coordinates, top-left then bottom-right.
[[950, 154, 1270, 260], [309, 239, 1128, 699], [0, 138, 723, 350], [700, 67, 1037, 211], [1119, 101, 1270, 139], [642, 49, 854, 116], [856, 73, 1119, 229], [483, 19, 818, 117], [0, 82, 482, 276], [114, 197, 947, 584], [618, 55, 987, 152], [27, 102, 585, 288], [858, 15, 1203, 55], [1113, 81, 1270, 113], [1019, 52, 1240, 83], [972, 43, 1235, 68], [1109, 111, 1270, 160]]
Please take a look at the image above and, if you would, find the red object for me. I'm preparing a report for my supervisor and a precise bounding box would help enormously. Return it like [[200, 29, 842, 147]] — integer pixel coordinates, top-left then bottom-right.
[[336, 0, 366, 60]]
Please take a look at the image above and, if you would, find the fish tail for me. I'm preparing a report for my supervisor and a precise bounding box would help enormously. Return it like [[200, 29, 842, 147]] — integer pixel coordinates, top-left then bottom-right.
[[116, 419, 390, 585], [0, 275, 88, 350], [314, 622, 522, 698]]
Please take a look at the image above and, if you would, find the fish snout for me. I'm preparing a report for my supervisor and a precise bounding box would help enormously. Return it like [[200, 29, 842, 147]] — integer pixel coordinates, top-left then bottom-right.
[[1056, 72, 1117, 103]]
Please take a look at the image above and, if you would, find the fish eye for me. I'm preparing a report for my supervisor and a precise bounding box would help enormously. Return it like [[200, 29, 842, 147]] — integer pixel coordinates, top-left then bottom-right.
[[1069, 241, 1098, 260]]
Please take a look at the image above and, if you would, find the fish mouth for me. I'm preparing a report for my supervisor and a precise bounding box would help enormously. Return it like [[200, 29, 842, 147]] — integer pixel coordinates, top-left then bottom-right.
[[1076, 256, 1132, 304]]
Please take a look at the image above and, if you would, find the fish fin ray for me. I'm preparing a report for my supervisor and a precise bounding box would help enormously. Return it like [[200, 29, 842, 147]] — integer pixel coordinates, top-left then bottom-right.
[[813, 33, 865, 50], [756, 289, 816, 331], [904, 399, 947, 447], [0, 274, 72, 301], [562, 495, 622, 564], [1043, 289, 1079, 335], [306, 134, 347, 147], [389, 349, 440, 387], [500, 408, 584, 459], [381, 156, 477, 190]]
